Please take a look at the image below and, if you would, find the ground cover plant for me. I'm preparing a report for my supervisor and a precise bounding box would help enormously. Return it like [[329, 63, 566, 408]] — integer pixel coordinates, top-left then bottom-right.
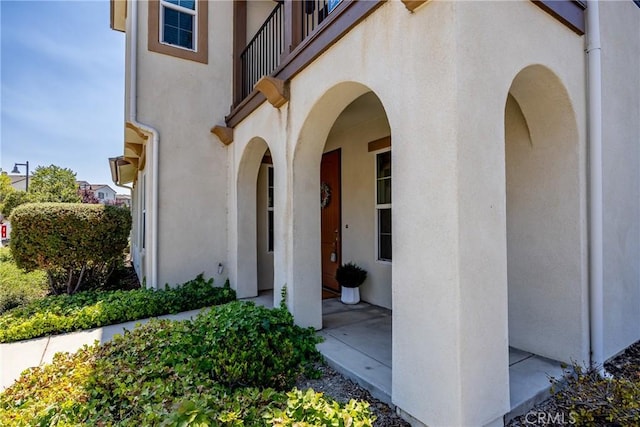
[[0, 274, 234, 343], [0, 247, 48, 314], [549, 363, 640, 425], [0, 301, 375, 426], [508, 341, 640, 426]]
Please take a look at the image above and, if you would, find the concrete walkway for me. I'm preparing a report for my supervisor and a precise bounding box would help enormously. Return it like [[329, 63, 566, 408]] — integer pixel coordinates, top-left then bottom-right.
[[318, 298, 393, 403], [317, 298, 565, 423]]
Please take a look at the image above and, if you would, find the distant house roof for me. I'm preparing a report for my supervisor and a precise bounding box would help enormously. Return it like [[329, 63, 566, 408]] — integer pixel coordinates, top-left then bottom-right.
[[10, 175, 27, 185], [92, 184, 116, 193], [76, 181, 116, 194]]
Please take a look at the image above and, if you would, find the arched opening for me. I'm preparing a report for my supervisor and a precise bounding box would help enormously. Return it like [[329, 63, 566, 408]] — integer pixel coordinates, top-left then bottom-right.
[[320, 92, 392, 307], [505, 65, 586, 409], [290, 83, 394, 401], [235, 137, 275, 298]]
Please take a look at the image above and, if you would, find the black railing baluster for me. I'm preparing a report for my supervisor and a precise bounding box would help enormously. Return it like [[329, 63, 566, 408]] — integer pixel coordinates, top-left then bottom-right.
[[240, 2, 284, 99], [239, 0, 332, 101]]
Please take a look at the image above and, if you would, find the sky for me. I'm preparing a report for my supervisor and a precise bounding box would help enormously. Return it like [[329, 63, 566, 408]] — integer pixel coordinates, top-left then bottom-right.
[[0, 0, 125, 190]]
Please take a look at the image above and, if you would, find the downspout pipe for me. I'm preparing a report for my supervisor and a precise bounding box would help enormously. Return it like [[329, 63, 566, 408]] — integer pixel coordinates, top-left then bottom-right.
[[586, 0, 606, 375], [129, 0, 160, 289]]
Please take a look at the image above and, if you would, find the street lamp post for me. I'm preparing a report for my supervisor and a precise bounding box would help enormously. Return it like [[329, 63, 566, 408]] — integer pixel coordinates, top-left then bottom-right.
[[11, 161, 29, 191]]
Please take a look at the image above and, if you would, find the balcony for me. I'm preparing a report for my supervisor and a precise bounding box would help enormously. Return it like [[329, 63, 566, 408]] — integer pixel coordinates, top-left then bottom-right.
[[228, 0, 384, 127], [226, 0, 586, 128]]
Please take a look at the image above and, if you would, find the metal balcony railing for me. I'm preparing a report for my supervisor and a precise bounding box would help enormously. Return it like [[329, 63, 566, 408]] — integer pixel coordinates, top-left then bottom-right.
[[240, 2, 285, 100], [239, 0, 334, 102], [301, 0, 329, 40]]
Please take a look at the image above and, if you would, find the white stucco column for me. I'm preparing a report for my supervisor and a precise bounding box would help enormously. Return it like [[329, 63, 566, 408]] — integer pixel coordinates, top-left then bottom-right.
[[389, 4, 474, 423]]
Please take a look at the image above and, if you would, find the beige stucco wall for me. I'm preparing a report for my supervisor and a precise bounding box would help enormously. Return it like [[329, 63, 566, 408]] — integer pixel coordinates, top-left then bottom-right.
[[454, 3, 588, 421], [246, 0, 276, 42], [133, 0, 232, 287], [229, 1, 591, 425], [123, 0, 640, 425], [600, 1, 640, 359]]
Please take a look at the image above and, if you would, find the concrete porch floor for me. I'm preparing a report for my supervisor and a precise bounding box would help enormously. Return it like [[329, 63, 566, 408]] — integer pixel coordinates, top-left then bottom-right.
[[316, 297, 565, 423]]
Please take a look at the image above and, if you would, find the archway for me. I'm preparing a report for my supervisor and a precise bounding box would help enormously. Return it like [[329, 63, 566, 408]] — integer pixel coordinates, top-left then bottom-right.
[[235, 137, 274, 298], [289, 81, 393, 327], [505, 65, 586, 364]]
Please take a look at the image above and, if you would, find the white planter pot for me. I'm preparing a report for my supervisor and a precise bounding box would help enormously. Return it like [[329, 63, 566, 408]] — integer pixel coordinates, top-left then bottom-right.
[[341, 286, 360, 305]]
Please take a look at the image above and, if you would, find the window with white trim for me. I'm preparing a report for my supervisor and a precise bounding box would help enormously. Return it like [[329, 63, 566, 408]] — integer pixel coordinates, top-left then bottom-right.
[[376, 150, 391, 261], [160, 0, 196, 50], [98, 192, 105, 200], [267, 166, 274, 252]]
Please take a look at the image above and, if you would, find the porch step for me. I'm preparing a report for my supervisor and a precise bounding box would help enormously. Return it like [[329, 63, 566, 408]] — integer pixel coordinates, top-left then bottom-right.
[[317, 331, 393, 405], [504, 353, 565, 423]]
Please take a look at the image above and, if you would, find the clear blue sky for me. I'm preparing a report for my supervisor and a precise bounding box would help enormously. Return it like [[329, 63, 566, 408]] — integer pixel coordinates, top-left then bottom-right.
[[1, 0, 125, 189]]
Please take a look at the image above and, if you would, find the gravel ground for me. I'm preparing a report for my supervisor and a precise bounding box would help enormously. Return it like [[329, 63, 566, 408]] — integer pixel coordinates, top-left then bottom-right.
[[297, 340, 640, 427], [296, 364, 410, 426], [507, 340, 640, 426]]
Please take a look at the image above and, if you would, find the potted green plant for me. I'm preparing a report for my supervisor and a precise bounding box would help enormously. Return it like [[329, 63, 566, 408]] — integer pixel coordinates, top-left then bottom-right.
[[335, 262, 367, 305]]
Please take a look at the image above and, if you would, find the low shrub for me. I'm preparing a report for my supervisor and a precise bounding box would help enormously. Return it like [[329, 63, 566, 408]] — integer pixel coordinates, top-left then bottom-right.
[[0, 274, 235, 343], [193, 301, 321, 390], [266, 388, 375, 427], [0, 247, 48, 314], [0, 301, 357, 427], [551, 364, 640, 425]]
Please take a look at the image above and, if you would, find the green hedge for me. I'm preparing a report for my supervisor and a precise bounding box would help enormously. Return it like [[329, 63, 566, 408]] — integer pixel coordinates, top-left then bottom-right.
[[10, 203, 131, 294], [0, 302, 366, 427], [0, 274, 235, 343]]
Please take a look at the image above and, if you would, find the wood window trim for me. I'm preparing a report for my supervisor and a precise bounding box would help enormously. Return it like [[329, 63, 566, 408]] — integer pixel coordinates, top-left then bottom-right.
[[368, 136, 391, 153], [148, 0, 208, 64]]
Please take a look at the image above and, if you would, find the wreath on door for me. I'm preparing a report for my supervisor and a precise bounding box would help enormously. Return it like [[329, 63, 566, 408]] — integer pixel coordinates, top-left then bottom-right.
[[320, 182, 331, 209]]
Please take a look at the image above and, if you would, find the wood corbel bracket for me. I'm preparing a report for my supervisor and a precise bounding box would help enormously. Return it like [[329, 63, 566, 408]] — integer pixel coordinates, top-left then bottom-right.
[[402, 0, 430, 13], [254, 76, 289, 108], [211, 125, 234, 145]]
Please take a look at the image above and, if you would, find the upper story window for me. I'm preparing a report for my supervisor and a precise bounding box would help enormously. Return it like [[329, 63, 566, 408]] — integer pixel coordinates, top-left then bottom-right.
[[148, 0, 208, 64], [161, 0, 196, 50]]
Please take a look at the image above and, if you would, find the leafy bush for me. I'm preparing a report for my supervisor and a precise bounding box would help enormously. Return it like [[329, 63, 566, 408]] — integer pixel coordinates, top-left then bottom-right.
[[10, 203, 131, 294], [2, 190, 31, 217], [0, 301, 349, 427], [0, 274, 235, 343], [266, 388, 375, 427], [192, 301, 321, 390], [0, 247, 48, 314], [551, 364, 640, 425]]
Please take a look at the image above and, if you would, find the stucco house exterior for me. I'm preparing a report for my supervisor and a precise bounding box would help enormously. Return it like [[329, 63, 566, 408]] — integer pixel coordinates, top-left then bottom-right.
[[8, 174, 28, 192], [108, 1, 640, 425], [77, 181, 119, 204]]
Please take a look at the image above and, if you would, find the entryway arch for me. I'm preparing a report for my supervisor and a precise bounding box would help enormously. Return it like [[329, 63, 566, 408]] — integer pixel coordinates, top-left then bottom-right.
[[289, 81, 393, 328], [505, 64, 587, 364], [235, 136, 276, 298]]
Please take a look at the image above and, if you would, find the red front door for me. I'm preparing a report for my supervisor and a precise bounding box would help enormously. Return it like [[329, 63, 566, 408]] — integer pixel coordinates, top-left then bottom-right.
[[321, 149, 341, 294]]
